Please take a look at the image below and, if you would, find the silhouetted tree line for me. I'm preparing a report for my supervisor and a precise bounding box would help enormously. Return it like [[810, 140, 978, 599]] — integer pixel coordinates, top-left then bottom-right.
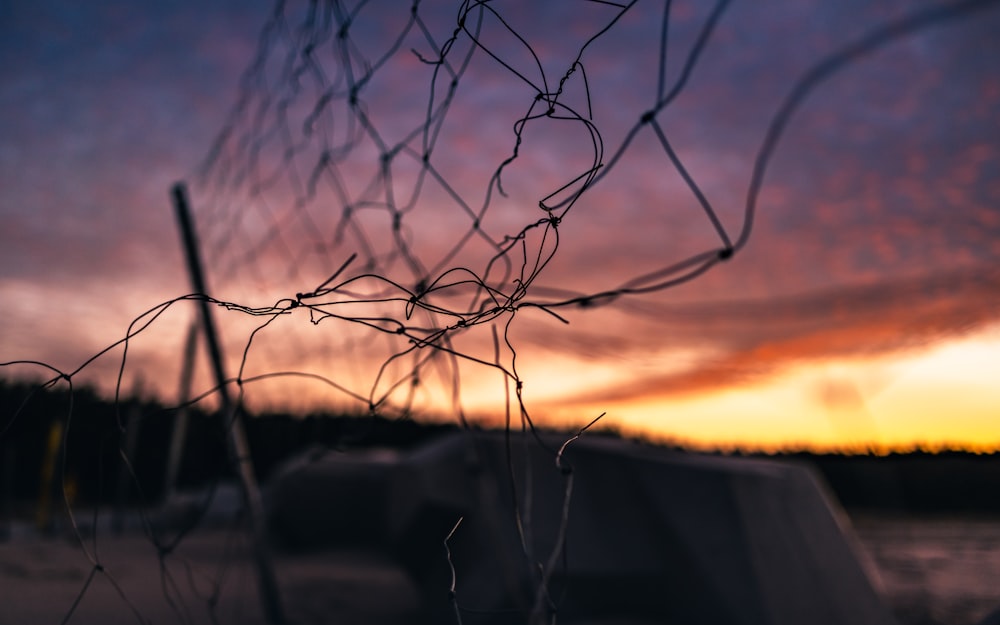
[[0, 379, 455, 507], [769, 451, 1000, 514], [2, 378, 999, 514]]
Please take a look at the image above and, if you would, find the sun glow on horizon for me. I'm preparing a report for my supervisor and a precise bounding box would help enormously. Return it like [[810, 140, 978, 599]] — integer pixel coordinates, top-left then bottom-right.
[[529, 325, 1000, 453], [4, 322, 997, 456]]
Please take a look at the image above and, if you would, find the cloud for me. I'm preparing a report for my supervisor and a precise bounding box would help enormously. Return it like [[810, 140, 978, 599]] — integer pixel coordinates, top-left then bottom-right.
[[522, 262, 1000, 404]]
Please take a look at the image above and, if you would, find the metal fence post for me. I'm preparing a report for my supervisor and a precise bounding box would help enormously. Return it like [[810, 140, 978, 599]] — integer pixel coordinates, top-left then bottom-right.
[[171, 182, 285, 624]]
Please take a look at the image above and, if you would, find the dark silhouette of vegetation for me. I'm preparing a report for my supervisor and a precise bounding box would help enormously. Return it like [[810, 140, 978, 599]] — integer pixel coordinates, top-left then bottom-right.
[[0, 378, 458, 507], [4, 378, 999, 515]]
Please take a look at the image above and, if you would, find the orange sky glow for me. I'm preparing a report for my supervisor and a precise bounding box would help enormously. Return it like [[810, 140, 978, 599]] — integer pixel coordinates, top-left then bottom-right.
[[2, 0, 999, 453]]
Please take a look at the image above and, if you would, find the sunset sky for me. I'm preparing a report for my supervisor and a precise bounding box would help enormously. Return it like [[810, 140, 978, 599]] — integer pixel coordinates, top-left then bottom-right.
[[2, 0, 999, 451]]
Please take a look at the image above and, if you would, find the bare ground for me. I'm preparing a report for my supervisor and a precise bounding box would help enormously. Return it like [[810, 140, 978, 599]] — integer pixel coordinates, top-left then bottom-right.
[[851, 514, 1000, 625], [1, 514, 999, 625]]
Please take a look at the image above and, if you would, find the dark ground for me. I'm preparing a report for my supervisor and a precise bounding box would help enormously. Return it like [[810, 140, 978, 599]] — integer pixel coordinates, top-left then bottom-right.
[[851, 513, 1000, 625], [1, 512, 999, 625]]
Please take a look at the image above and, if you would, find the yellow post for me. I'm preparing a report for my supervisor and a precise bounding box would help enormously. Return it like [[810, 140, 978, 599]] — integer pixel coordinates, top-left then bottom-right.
[[36, 419, 64, 533]]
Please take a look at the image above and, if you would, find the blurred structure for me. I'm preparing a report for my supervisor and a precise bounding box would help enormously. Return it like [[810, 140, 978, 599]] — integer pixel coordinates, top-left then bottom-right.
[[267, 431, 895, 625]]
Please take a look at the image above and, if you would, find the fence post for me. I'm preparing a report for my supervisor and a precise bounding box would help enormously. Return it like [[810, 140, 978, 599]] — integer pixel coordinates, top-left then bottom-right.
[[171, 182, 285, 624]]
